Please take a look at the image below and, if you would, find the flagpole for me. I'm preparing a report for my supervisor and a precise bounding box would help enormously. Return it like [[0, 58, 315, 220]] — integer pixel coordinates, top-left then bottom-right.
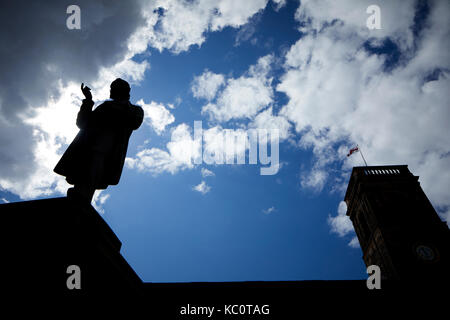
[[358, 145, 368, 166]]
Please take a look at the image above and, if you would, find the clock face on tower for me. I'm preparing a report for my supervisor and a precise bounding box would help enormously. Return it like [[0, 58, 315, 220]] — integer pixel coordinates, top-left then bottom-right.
[[415, 245, 437, 262]]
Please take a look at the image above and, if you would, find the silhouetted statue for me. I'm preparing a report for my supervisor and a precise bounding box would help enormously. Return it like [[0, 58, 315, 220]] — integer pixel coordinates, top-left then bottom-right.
[[54, 78, 144, 203]]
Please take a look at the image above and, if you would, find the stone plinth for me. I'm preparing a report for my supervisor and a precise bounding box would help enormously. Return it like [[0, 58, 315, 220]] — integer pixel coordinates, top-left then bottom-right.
[[0, 197, 143, 297]]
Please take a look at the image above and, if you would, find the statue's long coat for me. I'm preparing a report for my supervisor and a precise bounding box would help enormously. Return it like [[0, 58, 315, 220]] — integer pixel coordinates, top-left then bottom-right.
[[54, 99, 144, 189]]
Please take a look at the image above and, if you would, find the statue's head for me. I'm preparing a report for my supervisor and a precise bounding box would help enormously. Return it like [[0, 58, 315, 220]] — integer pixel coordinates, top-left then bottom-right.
[[110, 78, 130, 101]]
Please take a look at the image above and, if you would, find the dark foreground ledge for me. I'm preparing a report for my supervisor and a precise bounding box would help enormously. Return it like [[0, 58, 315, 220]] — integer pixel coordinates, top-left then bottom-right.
[[1, 197, 142, 297], [0, 198, 446, 313]]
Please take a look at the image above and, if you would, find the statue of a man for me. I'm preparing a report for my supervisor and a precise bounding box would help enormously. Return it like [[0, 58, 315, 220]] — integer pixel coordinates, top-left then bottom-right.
[[54, 78, 144, 203]]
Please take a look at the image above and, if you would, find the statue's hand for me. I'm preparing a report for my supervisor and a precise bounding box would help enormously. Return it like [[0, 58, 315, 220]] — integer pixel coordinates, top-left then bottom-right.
[[81, 83, 92, 100]]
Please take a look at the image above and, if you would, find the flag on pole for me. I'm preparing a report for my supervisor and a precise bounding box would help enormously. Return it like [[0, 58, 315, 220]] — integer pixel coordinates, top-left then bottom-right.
[[347, 146, 359, 157]]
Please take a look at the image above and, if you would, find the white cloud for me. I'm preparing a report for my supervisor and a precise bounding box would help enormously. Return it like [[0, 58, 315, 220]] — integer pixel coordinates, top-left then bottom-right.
[[201, 168, 215, 177], [126, 148, 177, 175], [348, 237, 360, 248], [272, 0, 286, 11], [134, 0, 270, 54], [234, 10, 263, 46], [173, 96, 182, 107], [127, 121, 279, 175], [263, 206, 276, 214], [250, 106, 291, 141], [277, 0, 450, 226], [296, 0, 417, 51], [92, 191, 110, 215], [192, 70, 225, 101], [210, 0, 268, 31], [327, 201, 355, 239], [189, 55, 291, 172], [192, 180, 211, 194], [300, 168, 327, 192], [1, 83, 83, 198], [203, 125, 250, 165], [1, 198, 9, 203], [201, 54, 274, 122], [138, 99, 175, 135], [126, 123, 200, 175]]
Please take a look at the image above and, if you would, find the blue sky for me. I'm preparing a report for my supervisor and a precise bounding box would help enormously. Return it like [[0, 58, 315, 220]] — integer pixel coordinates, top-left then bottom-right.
[[0, 0, 449, 283], [104, 1, 365, 282]]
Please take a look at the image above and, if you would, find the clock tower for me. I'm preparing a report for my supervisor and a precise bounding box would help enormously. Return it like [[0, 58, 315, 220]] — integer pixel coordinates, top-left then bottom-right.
[[344, 165, 449, 280]]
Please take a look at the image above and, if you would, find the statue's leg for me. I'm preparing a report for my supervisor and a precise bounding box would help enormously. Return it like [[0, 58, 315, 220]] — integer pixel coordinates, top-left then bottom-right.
[[70, 150, 103, 203], [83, 185, 95, 203], [73, 184, 95, 203]]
